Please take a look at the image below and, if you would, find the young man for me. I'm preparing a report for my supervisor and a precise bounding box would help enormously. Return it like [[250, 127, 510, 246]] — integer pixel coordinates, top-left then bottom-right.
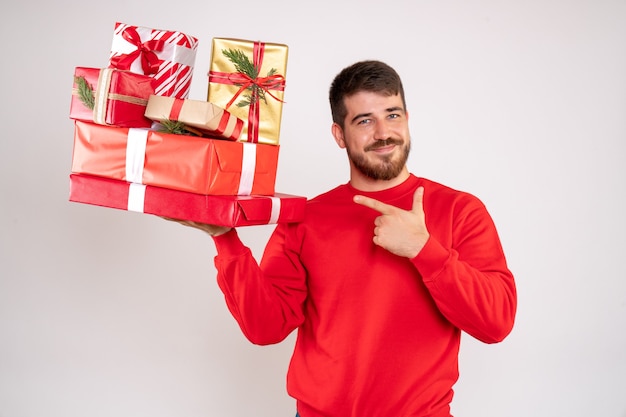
[[175, 60, 517, 417]]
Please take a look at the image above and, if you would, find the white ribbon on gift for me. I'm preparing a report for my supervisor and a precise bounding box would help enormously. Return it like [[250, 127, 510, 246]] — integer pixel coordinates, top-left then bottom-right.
[[125, 128, 149, 184], [124, 128, 150, 212], [93, 68, 113, 125], [268, 196, 281, 224], [110, 26, 197, 74], [237, 143, 257, 195], [127, 183, 147, 212]]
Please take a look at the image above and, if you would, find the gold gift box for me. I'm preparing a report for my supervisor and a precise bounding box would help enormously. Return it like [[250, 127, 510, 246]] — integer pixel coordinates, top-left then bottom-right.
[[207, 38, 288, 145]]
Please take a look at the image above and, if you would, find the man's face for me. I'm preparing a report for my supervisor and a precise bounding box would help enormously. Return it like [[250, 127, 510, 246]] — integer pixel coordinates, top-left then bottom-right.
[[333, 91, 411, 181]]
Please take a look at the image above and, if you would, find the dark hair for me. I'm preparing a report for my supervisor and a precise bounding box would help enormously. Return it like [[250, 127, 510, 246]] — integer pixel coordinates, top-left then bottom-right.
[[329, 60, 406, 128]]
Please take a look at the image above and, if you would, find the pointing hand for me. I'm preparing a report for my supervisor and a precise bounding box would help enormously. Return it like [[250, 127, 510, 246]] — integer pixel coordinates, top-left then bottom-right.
[[353, 187, 429, 258]]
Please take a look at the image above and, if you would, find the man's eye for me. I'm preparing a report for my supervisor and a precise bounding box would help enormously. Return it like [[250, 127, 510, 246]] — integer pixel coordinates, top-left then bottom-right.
[[389, 113, 400, 119], [357, 119, 371, 125]]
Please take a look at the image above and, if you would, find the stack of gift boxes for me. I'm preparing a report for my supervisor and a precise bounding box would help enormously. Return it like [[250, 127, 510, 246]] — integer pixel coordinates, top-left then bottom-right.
[[69, 22, 306, 227]]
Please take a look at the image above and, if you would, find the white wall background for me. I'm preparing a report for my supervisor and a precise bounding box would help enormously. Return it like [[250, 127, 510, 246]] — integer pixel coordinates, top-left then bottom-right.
[[1, 1, 625, 416]]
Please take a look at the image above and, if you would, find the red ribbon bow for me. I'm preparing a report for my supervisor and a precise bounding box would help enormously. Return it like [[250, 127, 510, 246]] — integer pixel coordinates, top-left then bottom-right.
[[222, 73, 286, 110], [208, 42, 286, 143], [110, 27, 165, 75]]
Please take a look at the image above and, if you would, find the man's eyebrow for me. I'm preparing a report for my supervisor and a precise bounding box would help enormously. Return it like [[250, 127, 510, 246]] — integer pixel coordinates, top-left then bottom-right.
[[350, 112, 372, 124], [350, 107, 405, 124]]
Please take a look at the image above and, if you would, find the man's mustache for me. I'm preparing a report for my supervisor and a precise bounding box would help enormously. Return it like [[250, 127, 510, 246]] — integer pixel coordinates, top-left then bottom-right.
[[365, 139, 403, 152]]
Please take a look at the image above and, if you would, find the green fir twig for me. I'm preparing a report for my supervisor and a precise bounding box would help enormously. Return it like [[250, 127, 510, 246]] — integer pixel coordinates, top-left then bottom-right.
[[74, 76, 95, 110], [156, 119, 200, 136], [222, 49, 258, 79], [222, 48, 278, 107]]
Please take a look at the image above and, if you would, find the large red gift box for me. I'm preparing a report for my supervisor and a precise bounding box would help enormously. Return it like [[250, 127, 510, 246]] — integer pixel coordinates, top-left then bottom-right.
[[108, 22, 198, 99], [71, 121, 279, 196], [70, 67, 155, 128], [69, 174, 306, 226]]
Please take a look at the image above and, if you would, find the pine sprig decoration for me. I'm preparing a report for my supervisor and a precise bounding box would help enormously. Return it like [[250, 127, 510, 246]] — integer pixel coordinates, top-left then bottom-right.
[[74, 76, 95, 110], [222, 48, 258, 79], [222, 48, 278, 107], [156, 119, 199, 136]]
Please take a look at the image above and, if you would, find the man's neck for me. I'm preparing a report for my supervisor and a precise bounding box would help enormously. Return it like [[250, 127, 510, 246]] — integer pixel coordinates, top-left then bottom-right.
[[349, 168, 410, 192]]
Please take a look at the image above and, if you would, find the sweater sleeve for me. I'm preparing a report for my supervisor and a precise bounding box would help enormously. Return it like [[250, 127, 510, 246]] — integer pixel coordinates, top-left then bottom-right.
[[411, 195, 517, 344], [212, 225, 307, 345]]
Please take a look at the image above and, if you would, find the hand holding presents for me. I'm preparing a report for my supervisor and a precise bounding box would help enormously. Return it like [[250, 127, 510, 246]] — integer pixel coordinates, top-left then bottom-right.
[[162, 217, 232, 237]]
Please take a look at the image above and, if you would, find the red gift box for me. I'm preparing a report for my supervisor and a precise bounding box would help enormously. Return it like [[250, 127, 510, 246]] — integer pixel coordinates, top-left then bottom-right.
[[70, 120, 279, 196], [69, 174, 306, 226], [108, 22, 198, 99], [70, 67, 155, 128]]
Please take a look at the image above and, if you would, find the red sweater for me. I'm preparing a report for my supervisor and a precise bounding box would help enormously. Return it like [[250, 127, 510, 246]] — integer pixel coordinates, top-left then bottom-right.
[[213, 174, 517, 417]]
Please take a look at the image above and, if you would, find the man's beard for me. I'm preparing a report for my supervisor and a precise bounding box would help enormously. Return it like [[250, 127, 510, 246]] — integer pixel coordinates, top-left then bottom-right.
[[346, 138, 411, 181]]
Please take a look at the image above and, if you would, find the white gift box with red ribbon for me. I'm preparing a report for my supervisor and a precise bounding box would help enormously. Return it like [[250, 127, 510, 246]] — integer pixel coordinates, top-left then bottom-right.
[[108, 22, 198, 99]]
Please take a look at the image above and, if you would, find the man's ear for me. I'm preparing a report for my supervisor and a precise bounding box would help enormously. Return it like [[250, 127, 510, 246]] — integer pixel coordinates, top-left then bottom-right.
[[331, 123, 346, 149]]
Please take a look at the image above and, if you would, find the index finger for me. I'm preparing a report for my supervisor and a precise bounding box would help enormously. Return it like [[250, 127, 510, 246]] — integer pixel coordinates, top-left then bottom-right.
[[353, 194, 396, 214]]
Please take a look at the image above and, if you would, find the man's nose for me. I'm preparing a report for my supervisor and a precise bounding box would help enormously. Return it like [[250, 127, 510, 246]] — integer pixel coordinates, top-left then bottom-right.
[[374, 119, 390, 140]]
